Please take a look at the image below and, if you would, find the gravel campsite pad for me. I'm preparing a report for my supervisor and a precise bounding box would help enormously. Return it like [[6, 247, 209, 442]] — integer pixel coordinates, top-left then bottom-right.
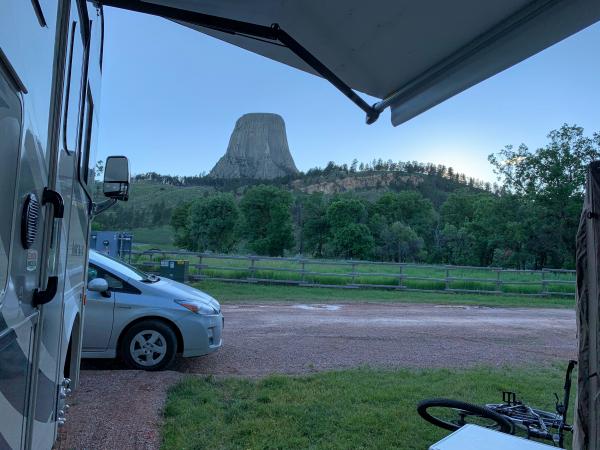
[[56, 370, 181, 450], [61, 302, 576, 448]]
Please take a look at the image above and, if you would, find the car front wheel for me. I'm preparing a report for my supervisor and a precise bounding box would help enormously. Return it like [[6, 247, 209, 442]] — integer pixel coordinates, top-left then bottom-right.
[[120, 320, 177, 371]]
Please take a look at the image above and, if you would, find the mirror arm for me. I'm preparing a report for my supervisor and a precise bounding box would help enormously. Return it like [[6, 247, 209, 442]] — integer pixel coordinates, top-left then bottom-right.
[[92, 198, 117, 216]]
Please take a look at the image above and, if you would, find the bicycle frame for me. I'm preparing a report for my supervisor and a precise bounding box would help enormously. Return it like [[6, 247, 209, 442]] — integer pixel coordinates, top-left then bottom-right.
[[486, 360, 577, 447]]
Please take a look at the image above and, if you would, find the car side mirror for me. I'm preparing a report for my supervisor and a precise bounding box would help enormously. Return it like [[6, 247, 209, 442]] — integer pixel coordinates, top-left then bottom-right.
[[88, 278, 109, 293], [103, 156, 130, 201]]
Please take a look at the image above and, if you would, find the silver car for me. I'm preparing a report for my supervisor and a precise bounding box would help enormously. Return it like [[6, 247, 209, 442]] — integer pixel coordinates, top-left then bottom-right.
[[82, 250, 223, 370]]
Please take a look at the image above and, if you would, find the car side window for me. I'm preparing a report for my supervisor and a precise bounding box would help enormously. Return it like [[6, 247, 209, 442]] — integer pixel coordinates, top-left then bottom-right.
[[88, 264, 123, 290]]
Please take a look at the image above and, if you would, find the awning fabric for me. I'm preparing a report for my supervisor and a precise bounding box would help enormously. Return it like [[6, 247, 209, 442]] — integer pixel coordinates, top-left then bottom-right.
[[142, 0, 600, 125], [574, 162, 600, 450]]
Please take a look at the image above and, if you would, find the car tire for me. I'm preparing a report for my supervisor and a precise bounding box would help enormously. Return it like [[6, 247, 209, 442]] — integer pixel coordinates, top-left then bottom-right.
[[120, 320, 177, 371]]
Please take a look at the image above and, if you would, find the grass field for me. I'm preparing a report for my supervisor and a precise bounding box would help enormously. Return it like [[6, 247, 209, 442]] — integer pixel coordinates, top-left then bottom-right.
[[132, 251, 576, 297], [161, 365, 574, 450], [195, 280, 575, 308]]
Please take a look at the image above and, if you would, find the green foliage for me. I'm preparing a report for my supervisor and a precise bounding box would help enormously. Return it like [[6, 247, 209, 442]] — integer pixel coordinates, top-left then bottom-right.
[[378, 222, 424, 262], [375, 191, 436, 235], [332, 223, 374, 259], [239, 185, 295, 256], [170, 202, 192, 248], [187, 194, 239, 253], [488, 124, 600, 199], [301, 193, 330, 257], [326, 198, 367, 229]]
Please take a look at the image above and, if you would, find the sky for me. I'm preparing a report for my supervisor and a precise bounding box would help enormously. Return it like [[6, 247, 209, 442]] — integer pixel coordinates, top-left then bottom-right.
[[97, 7, 600, 183]]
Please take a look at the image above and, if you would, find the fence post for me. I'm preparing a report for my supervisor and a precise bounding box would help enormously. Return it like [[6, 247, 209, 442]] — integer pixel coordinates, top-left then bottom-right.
[[541, 269, 548, 296], [249, 257, 256, 282], [301, 260, 306, 284], [198, 254, 203, 280], [496, 269, 502, 293], [398, 264, 403, 289], [445, 267, 450, 291], [350, 262, 356, 286]]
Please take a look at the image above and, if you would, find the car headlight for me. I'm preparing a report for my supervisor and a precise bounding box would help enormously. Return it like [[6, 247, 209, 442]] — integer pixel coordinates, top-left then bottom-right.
[[174, 299, 218, 315]]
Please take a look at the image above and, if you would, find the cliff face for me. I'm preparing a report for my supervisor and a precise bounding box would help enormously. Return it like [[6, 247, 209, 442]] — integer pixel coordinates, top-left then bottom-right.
[[210, 113, 299, 179]]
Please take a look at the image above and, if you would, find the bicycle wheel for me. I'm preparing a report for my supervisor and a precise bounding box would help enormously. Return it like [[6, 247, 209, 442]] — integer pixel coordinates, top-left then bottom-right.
[[417, 398, 515, 434]]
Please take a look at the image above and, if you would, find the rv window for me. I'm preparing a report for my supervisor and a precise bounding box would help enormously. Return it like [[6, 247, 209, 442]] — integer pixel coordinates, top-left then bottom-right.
[[0, 67, 23, 300], [62, 19, 84, 154]]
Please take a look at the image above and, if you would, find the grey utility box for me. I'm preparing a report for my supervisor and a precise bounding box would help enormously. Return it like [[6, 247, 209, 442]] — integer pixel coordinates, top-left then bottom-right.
[[159, 260, 189, 283], [90, 231, 133, 259]]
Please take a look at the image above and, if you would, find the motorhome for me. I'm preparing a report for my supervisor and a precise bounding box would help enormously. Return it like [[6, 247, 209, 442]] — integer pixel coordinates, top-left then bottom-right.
[[0, 1, 128, 448]]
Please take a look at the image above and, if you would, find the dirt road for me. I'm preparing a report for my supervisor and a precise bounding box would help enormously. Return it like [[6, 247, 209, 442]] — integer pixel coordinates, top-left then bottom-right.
[[178, 302, 576, 375], [62, 302, 576, 449]]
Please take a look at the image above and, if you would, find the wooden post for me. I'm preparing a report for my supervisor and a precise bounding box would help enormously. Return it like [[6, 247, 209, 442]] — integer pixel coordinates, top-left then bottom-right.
[[301, 260, 306, 284], [445, 267, 450, 291], [541, 270, 548, 296], [198, 254, 203, 280], [351, 262, 356, 286], [249, 257, 256, 282], [398, 264, 403, 289], [496, 269, 502, 293]]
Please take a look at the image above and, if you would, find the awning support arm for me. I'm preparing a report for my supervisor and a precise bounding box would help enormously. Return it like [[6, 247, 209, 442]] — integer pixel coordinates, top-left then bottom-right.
[[98, 0, 381, 124]]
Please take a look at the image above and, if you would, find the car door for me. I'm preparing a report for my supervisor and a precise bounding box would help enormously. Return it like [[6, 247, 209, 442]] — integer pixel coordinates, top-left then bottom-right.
[[82, 264, 118, 351]]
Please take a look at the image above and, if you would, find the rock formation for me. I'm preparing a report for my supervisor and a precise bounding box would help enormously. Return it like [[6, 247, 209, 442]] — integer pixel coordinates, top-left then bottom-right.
[[210, 113, 299, 179]]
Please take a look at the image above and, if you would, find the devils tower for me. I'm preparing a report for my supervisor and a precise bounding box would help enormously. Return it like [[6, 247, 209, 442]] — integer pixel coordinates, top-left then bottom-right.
[[209, 113, 299, 179]]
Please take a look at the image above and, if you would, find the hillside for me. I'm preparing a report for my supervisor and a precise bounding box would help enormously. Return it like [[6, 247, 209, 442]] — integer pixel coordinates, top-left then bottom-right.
[[92, 160, 489, 247]]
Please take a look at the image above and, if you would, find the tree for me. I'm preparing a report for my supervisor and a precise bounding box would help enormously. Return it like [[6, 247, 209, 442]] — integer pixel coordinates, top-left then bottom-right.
[[488, 124, 600, 200], [439, 224, 478, 266], [379, 222, 424, 262], [187, 194, 239, 253], [332, 223, 374, 260], [326, 198, 367, 229], [171, 202, 192, 249], [374, 191, 436, 245], [488, 124, 600, 268], [301, 193, 330, 257], [239, 185, 294, 256], [440, 190, 484, 228]]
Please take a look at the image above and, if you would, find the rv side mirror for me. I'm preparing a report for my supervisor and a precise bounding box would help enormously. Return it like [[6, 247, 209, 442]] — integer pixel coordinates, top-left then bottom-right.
[[87, 278, 109, 293], [103, 156, 130, 201]]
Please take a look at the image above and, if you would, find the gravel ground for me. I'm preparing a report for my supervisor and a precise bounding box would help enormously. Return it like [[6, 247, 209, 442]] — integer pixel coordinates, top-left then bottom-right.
[[178, 303, 576, 376], [56, 370, 181, 450], [62, 302, 576, 448]]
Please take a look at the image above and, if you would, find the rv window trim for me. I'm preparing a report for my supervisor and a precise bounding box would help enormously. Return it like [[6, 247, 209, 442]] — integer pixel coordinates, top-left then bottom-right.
[[62, 20, 78, 154], [78, 84, 94, 194]]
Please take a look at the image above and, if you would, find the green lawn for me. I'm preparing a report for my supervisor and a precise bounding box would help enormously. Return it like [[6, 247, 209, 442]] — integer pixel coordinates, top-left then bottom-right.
[[194, 280, 575, 309], [162, 366, 574, 450]]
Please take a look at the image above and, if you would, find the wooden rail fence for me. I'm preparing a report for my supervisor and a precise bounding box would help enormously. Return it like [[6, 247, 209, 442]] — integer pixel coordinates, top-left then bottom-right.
[[127, 250, 576, 298]]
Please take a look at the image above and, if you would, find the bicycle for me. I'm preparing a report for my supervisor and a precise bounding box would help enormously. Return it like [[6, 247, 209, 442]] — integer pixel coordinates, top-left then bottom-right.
[[417, 360, 577, 448]]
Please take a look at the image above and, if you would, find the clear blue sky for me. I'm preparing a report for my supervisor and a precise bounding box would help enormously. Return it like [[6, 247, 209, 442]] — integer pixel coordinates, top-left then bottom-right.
[[97, 7, 600, 182]]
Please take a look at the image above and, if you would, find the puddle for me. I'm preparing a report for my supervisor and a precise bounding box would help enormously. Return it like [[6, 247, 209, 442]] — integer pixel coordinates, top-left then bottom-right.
[[293, 304, 342, 311]]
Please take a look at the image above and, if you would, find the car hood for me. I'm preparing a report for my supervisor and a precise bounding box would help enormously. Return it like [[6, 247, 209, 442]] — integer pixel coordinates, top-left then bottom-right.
[[141, 277, 221, 312]]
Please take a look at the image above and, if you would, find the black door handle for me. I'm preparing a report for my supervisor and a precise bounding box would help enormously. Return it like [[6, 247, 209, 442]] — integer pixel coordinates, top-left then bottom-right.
[[42, 188, 64, 219], [33, 276, 58, 306]]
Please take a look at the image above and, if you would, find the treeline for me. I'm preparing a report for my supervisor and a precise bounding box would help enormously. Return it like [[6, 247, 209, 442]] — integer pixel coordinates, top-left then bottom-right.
[[170, 124, 600, 270], [93, 198, 174, 230], [132, 159, 495, 193]]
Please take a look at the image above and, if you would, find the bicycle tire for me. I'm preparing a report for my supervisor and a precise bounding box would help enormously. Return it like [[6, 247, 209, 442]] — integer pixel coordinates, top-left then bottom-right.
[[417, 398, 515, 434]]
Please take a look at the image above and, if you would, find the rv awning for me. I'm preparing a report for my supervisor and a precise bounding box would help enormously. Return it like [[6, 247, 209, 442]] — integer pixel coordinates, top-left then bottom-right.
[[105, 0, 600, 126]]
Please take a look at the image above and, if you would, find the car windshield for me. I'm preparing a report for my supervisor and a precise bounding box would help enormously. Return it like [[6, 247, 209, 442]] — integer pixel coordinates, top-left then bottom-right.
[[91, 251, 159, 283]]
